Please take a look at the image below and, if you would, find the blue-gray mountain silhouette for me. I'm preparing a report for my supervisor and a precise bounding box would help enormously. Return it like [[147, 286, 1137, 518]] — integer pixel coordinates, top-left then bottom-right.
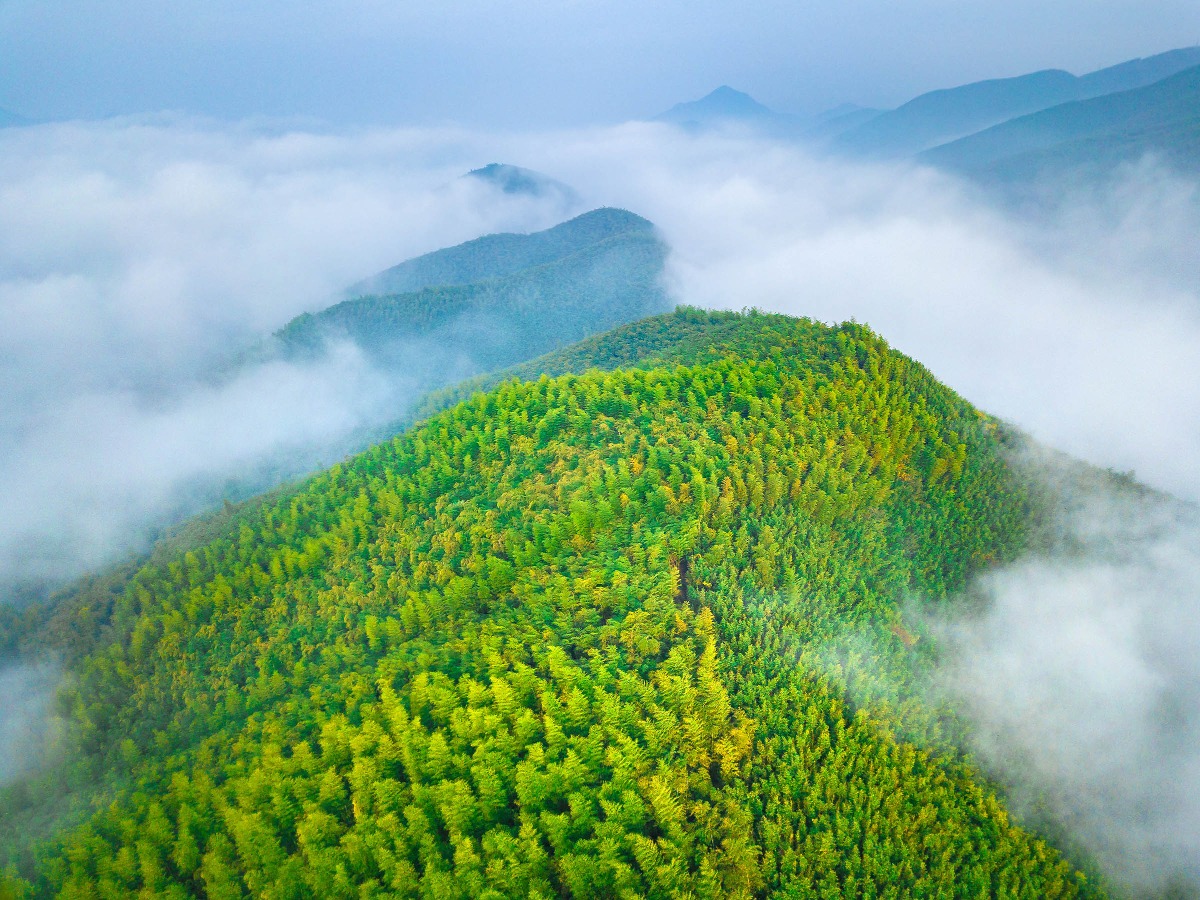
[[920, 63, 1200, 182], [835, 46, 1200, 158]]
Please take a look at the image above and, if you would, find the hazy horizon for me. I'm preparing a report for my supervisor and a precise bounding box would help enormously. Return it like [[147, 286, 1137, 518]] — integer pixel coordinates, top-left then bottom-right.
[[3, 0, 1200, 126]]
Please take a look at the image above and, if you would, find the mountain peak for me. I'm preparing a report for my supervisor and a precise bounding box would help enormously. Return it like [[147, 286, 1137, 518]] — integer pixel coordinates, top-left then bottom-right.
[[463, 163, 577, 201], [705, 85, 754, 101], [654, 86, 774, 125]]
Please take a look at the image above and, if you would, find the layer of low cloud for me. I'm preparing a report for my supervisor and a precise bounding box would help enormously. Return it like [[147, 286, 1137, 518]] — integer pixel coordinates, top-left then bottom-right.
[[0, 342, 407, 583], [933, 463, 1200, 894]]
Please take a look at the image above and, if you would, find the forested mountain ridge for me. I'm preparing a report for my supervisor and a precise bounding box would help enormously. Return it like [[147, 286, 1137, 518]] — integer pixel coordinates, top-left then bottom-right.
[[343, 207, 653, 299], [277, 227, 669, 374], [1, 309, 1103, 897], [264, 207, 671, 399], [0, 313, 770, 668]]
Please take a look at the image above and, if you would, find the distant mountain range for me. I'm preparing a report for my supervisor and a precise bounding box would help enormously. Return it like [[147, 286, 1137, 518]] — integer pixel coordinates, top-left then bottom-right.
[[833, 46, 1200, 158], [920, 62, 1200, 182], [655, 45, 1200, 189]]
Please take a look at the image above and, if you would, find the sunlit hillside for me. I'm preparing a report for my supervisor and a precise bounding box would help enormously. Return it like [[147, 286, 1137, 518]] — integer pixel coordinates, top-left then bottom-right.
[[1, 310, 1106, 898]]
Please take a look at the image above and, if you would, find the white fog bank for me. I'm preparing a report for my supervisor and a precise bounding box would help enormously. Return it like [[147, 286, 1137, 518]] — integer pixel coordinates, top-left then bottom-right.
[[934, 465, 1200, 895]]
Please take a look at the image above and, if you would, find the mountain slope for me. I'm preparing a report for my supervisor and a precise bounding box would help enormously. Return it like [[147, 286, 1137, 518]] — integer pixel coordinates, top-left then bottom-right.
[[1076, 45, 1200, 96], [1, 310, 1100, 897], [9, 208, 670, 607], [810, 104, 883, 138], [277, 211, 671, 383], [344, 207, 652, 298], [920, 63, 1200, 181], [835, 46, 1200, 158]]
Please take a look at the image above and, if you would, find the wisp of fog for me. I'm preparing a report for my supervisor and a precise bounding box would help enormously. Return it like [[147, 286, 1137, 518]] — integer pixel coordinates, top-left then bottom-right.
[[0, 659, 62, 788], [931, 457, 1200, 895]]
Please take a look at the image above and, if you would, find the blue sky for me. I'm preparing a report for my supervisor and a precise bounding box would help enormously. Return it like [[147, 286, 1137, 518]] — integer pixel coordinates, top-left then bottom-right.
[[3, 0, 1200, 125]]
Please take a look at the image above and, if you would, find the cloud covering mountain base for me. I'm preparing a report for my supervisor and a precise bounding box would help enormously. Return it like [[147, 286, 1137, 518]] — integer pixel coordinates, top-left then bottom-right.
[[934, 457, 1200, 895], [0, 120, 582, 590]]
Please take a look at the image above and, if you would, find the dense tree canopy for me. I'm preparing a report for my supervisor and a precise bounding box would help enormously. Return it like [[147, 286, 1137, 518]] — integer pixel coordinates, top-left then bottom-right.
[[1, 310, 1101, 898]]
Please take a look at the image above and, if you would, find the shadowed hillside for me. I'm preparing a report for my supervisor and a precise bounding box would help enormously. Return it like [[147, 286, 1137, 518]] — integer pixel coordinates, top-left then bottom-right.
[[344, 206, 650, 298], [278, 207, 672, 384]]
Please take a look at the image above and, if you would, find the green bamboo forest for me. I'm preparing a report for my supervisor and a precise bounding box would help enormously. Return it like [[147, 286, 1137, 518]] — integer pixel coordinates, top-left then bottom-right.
[[0, 306, 1115, 898]]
